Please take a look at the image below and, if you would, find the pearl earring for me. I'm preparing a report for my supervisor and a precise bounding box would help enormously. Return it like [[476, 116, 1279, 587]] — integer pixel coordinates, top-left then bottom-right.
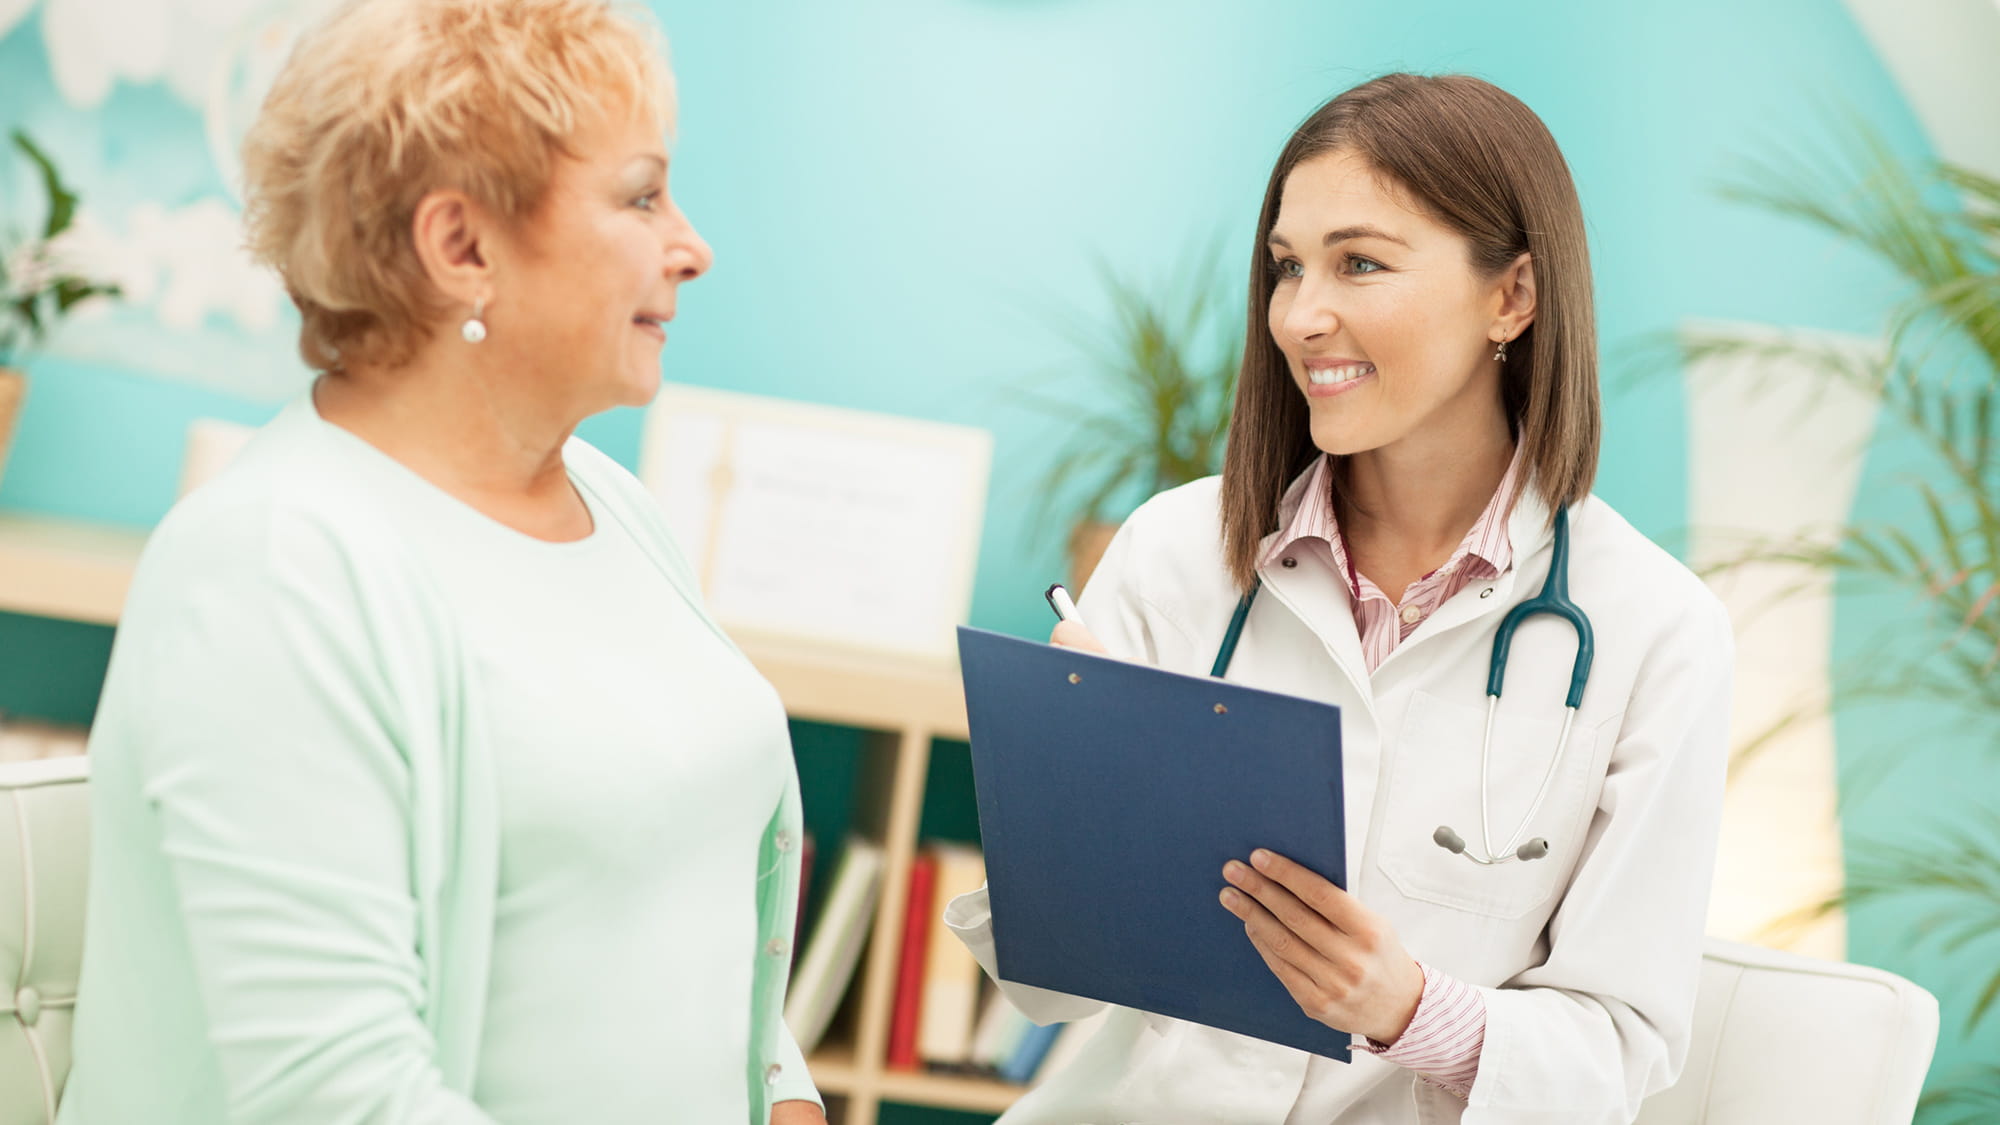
[[462, 300, 488, 344], [1493, 336, 1508, 362]]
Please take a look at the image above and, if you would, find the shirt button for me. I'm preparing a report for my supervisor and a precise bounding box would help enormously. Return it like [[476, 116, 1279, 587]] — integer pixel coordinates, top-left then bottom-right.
[[766, 938, 788, 958], [765, 1062, 784, 1084], [1281, 557, 1298, 568], [775, 831, 794, 853], [14, 986, 41, 1026], [1399, 603, 1425, 625]]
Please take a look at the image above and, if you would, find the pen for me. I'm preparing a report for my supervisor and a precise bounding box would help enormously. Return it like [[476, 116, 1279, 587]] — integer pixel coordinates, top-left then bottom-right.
[[1045, 583, 1086, 629]]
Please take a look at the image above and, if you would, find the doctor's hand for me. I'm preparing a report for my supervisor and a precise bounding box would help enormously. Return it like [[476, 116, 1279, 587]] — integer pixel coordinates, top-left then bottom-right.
[[1050, 620, 1109, 653], [771, 1100, 828, 1125], [1220, 848, 1426, 1046]]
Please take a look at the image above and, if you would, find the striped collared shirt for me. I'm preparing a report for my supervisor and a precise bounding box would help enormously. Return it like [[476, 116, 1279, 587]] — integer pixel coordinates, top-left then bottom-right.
[[1262, 445, 1524, 674]]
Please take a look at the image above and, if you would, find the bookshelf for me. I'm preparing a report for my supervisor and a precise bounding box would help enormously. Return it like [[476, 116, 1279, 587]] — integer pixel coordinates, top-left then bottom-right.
[[0, 511, 1025, 1125]]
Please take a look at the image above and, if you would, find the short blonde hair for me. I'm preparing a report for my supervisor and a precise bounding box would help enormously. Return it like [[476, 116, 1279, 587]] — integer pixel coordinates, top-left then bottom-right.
[[241, 0, 673, 373]]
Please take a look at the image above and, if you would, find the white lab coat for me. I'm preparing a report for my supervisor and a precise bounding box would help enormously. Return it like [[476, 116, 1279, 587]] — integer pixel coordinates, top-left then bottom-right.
[[946, 471, 1735, 1124]]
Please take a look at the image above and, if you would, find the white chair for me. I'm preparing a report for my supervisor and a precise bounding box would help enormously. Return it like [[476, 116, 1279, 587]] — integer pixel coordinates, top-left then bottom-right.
[[1, 755, 89, 1125], [1637, 936, 1939, 1124]]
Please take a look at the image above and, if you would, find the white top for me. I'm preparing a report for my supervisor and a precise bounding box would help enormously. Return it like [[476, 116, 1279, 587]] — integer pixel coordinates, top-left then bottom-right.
[[376, 453, 790, 1121]]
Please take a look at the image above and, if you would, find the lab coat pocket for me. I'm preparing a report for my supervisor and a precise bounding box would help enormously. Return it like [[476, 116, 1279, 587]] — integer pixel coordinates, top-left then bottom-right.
[[1375, 690, 1601, 919]]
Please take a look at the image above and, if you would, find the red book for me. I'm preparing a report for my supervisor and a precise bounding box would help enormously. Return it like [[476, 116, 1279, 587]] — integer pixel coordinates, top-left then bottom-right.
[[886, 851, 940, 1070]]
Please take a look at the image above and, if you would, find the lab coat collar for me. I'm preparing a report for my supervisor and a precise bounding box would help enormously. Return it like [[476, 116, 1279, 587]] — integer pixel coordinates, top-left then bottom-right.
[[1392, 479, 1562, 658], [1255, 460, 1370, 698], [1256, 467, 1565, 694]]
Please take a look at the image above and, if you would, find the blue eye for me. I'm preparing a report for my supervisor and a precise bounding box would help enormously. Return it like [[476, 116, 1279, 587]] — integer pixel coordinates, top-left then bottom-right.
[[1346, 255, 1385, 274], [634, 192, 660, 211], [1270, 258, 1304, 280]]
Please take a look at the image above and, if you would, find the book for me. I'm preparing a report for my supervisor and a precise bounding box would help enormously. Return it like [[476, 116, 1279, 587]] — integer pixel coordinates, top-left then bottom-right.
[[782, 837, 885, 1054], [886, 849, 939, 1069], [915, 842, 988, 1066], [997, 1019, 1064, 1085], [967, 982, 1023, 1070], [1034, 1009, 1110, 1086]]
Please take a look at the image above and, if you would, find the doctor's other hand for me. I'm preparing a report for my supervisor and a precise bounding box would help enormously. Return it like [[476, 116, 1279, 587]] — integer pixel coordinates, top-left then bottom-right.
[[1050, 620, 1109, 654], [1220, 848, 1426, 1047], [771, 1100, 829, 1125]]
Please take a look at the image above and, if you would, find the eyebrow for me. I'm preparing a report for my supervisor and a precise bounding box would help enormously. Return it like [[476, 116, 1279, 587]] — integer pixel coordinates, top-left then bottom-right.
[[628, 154, 668, 174], [1268, 225, 1412, 250]]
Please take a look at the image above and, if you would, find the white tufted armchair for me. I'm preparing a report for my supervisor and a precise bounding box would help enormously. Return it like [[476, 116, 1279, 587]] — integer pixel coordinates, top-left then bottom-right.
[[2, 755, 88, 1125]]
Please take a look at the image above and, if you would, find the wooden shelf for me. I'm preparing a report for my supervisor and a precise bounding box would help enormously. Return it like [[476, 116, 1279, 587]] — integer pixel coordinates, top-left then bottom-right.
[[808, 1044, 1029, 1115], [0, 510, 1006, 1123], [0, 513, 969, 741], [873, 1066, 1027, 1114], [0, 512, 150, 627]]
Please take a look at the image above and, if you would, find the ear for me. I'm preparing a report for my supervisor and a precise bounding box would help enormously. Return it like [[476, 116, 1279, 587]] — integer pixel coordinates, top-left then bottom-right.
[[1491, 251, 1537, 342], [409, 189, 496, 309]]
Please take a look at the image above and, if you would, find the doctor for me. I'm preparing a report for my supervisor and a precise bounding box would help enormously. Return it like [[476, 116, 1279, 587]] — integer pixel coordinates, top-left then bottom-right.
[[946, 73, 1735, 1123]]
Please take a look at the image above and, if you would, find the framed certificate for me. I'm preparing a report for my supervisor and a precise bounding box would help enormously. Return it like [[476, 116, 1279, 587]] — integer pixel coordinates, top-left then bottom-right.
[[639, 383, 993, 663]]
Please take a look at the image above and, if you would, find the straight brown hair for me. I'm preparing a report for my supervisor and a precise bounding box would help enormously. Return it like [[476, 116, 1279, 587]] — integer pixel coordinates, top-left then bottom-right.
[[1219, 73, 1600, 591]]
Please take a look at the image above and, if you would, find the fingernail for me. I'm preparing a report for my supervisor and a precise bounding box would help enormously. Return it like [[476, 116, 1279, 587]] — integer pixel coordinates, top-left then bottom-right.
[[1251, 849, 1273, 870], [1224, 861, 1246, 881], [1219, 887, 1239, 908]]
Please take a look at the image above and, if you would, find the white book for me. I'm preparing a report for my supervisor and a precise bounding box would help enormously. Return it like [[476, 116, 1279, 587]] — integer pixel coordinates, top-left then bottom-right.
[[1034, 1008, 1112, 1086], [972, 984, 1032, 1064], [782, 837, 885, 1054], [915, 843, 988, 1064]]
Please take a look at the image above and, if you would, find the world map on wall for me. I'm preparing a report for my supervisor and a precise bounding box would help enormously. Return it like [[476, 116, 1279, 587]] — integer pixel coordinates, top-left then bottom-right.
[[0, 0, 337, 400]]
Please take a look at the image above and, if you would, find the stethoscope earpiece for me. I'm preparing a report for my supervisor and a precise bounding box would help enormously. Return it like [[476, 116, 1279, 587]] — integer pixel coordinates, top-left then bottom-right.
[[1433, 825, 1551, 864]]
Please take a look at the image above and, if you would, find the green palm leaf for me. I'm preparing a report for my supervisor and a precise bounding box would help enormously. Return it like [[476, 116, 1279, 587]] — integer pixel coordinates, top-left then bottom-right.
[[1004, 240, 1243, 544]]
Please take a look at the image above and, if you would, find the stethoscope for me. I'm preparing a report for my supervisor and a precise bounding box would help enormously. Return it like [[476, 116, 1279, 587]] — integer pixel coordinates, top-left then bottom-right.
[[1210, 506, 1594, 866]]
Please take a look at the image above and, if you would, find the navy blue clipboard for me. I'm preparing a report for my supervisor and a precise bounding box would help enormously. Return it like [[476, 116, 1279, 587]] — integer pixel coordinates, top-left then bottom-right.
[[956, 626, 1353, 1062]]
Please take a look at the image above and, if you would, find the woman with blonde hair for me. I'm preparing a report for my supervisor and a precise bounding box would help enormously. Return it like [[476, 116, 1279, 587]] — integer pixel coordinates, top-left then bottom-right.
[[60, 2, 824, 1121], [947, 73, 1735, 1123]]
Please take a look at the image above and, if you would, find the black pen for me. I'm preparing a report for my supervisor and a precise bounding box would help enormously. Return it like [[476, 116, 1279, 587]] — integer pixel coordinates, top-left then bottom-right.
[[1045, 583, 1087, 629]]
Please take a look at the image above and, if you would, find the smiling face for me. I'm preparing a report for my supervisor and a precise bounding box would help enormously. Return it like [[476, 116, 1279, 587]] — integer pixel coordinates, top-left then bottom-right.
[[486, 106, 712, 413], [1266, 148, 1521, 460]]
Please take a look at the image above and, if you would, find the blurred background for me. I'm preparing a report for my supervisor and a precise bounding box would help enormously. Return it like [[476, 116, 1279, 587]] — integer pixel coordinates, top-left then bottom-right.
[[2, 0, 1996, 1120]]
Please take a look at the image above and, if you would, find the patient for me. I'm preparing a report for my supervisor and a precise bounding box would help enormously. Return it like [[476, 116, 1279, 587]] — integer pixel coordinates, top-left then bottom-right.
[[59, 2, 823, 1122]]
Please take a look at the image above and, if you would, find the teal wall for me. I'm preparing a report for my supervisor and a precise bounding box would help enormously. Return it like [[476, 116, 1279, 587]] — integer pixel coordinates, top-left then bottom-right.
[[3, 0, 1993, 1116]]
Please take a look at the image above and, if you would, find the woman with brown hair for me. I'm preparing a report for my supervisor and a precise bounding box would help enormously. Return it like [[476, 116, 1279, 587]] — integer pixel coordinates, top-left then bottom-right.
[[947, 74, 1734, 1123]]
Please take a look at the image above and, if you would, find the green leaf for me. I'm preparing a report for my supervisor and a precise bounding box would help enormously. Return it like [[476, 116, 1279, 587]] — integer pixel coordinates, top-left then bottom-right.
[[1013, 237, 1243, 536], [11, 130, 79, 240]]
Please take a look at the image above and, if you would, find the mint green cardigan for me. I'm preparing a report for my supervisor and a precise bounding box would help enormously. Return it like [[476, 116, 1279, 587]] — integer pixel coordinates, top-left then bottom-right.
[[59, 397, 820, 1123]]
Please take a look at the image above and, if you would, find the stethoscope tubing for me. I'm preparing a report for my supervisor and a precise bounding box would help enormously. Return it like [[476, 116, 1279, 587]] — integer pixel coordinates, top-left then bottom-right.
[[1211, 507, 1591, 867]]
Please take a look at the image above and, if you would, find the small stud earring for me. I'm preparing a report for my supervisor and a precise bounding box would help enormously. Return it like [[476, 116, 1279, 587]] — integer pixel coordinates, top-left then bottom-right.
[[1492, 336, 1508, 362], [462, 300, 488, 344]]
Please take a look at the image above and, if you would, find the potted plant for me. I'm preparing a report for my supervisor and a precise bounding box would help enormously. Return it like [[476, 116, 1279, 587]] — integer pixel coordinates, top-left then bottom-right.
[[0, 129, 121, 490], [1682, 128, 1998, 1122], [1016, 248, 1242, 592]]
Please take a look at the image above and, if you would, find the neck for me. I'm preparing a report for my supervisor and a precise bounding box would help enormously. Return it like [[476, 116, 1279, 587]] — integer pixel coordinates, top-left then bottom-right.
[[1335, 409, 1515, 561], [314, 343, 581, 505]]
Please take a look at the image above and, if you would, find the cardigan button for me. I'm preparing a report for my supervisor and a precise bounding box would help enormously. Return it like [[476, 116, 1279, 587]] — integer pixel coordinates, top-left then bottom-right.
[[13, 987, 40, 1026], [775, 831, 795, 853], [1281, 557, 1298, 568], [766, 938, 789, 958], [765, 1062, 783, 1084]]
